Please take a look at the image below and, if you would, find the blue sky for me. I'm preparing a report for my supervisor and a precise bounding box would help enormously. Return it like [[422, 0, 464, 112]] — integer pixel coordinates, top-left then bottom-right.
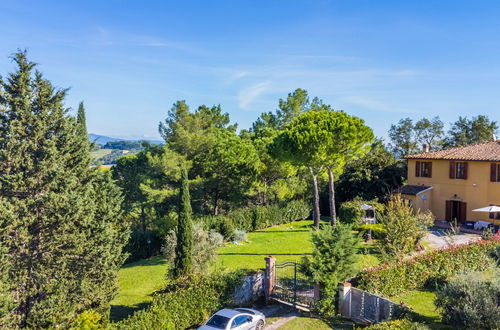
[[1, 0, 499, 140]]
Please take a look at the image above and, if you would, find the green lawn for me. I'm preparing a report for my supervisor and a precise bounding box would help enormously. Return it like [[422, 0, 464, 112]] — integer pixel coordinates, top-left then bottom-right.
[[90, 148, 113, 159], [216, 220, 380, 271], [110, 256, 168, 321], [111, 220, 381, 322], [266, 315, 332, 329], [391, 290, 450, 329]]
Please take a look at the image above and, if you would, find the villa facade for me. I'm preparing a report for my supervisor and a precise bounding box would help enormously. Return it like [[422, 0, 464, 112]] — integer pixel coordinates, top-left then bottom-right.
[[398, 141, 500, 226]]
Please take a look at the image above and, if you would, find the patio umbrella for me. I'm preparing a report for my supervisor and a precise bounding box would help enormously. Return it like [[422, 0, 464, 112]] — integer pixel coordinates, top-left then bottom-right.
[[360, 203, 373, 210], [472, 206, 500, 213]]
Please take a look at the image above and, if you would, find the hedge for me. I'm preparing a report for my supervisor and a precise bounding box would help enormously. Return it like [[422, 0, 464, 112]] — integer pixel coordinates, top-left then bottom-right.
[[199, 200, 310, 239], [355, 236, 500, 297], [111, 272, 243, 329], [364, 319, 429, 330]]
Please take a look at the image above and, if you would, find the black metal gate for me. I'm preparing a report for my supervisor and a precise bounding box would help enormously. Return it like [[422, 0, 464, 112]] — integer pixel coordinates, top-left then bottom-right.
[[271, 261, 317, 310]]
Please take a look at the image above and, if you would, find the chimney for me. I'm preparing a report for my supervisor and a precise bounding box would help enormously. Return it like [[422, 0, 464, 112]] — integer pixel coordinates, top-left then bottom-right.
[[422, 143, 429, 153]]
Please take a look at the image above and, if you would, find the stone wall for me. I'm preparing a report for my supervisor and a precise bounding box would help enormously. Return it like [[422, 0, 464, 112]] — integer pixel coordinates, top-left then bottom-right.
[[233, 271, 264, 304]]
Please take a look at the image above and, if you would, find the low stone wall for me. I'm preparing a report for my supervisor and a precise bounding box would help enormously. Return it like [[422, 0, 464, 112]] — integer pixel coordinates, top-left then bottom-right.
[[233, 271, 264, 304]]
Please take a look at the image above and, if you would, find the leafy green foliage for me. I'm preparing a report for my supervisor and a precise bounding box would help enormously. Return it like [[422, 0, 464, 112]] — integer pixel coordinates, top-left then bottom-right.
[[357, 237, 500, 296], [378, 195, 433, 259], [435, 269, 500, 329], [365, 319, 429, 330], [271, 109, 373, 226], [195, 130, 261, 214], [304, 224, 360, 316], [388, 117, 444, 157], [173, 166, 193, 277], [336, 140, 406, 203], [444, 115, 498, 147], [163, 223, 223, 276], [70, 310, 102, 330], [112, 145, 182, 261], [0, 52, 129, 328], [199, 200, 311, 236], [111, 272, 243, 330]]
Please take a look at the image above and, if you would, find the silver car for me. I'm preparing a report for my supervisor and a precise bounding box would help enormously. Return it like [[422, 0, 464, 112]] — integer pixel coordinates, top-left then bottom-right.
[[198, 308, 265, 330]]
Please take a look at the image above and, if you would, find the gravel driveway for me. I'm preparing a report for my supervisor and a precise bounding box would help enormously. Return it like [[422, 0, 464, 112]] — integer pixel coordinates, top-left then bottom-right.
[[423, 228, 481, 249]]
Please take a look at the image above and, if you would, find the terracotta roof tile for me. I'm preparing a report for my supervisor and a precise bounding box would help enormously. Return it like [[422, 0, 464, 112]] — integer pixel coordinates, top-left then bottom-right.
[[406, 141, 500, 161]]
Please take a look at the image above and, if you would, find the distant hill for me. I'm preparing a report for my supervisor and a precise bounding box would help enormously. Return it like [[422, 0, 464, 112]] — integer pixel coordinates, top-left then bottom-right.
[[88, 133, 163, 145]]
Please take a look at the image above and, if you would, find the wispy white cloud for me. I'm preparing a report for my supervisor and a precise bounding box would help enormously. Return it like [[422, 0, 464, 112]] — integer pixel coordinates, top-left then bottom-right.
[[341, 95, 419, 114], [238, 81, 272, 109]]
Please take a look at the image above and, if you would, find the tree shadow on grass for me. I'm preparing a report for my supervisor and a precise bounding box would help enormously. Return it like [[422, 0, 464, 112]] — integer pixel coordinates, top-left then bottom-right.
[[110, 302, 151, 322], [121, 256, 166, 268]]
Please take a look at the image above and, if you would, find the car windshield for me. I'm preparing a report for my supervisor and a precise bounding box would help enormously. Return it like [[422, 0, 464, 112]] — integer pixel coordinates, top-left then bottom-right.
[[206, 315, 230, 329]]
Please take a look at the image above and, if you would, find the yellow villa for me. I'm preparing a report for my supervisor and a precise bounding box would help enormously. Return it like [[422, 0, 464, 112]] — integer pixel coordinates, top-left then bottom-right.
[[398, 140, 500, 230]]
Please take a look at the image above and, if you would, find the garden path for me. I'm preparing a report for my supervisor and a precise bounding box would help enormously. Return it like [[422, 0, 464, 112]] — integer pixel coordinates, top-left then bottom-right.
[[423, 228, 480, 249]]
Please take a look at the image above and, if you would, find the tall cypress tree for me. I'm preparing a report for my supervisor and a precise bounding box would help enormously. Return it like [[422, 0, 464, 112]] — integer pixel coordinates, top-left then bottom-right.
[[173, 166, 193, 277], [0, 51, 129, 328]]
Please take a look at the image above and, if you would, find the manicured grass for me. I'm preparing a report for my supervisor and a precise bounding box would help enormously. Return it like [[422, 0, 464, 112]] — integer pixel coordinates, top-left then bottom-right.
[[216, 221, 313, 271], [111, 220, 381, 322], [266, 315, 332, 329], [391, 290, 444, 327], [90, 148, 113, 159], [110, 256, 168, 322], [216, 220, 380, 272]]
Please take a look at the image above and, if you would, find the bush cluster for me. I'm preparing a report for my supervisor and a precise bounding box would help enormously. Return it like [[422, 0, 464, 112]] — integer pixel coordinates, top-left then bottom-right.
[[364, 319, 429, 330], [199, 200, 310, 240], [435, 268, 500, 329], [357, 223, 386, 239], [355, 237, 500, 297], [162, 223, 224, 276], [112, 272, 243, 330]]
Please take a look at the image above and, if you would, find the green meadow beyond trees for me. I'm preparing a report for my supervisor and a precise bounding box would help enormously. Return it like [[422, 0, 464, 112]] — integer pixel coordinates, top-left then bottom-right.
[[0, 52, 129, 328]]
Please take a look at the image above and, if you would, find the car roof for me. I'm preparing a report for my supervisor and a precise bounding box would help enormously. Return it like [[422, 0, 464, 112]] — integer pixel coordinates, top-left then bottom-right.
[[214, 309, 242, 318], [234, 308, 256, 315]]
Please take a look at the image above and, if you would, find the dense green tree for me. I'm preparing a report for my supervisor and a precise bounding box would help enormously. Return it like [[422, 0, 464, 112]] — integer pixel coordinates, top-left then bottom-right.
[[113, 145, 181, 261], [173, 166, 193, 277], [336, 140, 406, 204], [444, 115, 498, 147], [276, 88, 311, 126], [158, 101, 254, 214], [321, 111, 374, 225], [388, 118, 419, 158], [271, 110, 373, 227], [389, 117, 446, 157], [270, 111, 330, 227], [414, 116, 444, 150], [305, 224, 360, 316], [246, 131, 305, 205], [196, 130, 261, 214], [0, 52, 128, 327]]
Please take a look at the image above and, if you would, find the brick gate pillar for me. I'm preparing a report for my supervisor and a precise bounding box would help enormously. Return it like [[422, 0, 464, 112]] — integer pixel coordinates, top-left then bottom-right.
[[264, 256, 276, 301]]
